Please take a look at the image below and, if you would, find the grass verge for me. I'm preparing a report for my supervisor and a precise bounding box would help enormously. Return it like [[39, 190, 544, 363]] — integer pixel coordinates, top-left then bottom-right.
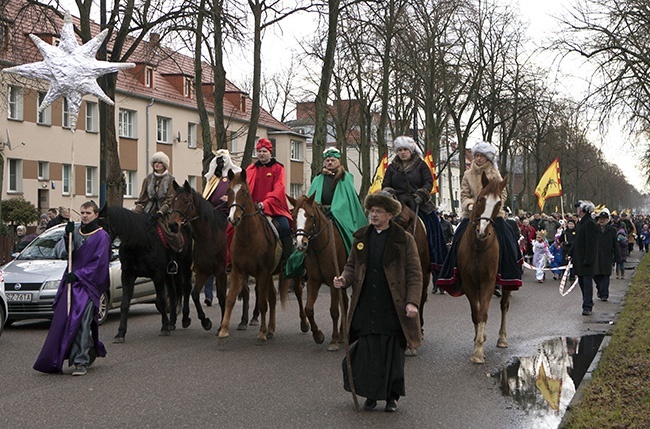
[[561, 255, 650, 428]]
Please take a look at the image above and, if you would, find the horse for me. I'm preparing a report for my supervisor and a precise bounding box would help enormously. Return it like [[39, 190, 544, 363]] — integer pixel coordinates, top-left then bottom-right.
[[289, 194, 348, 351], [457, 172, 510, 363], [168, 180, 256, 331], [100, 205, 193, 342], [218, 169, 289, 343], [393, 202, 430, 356]]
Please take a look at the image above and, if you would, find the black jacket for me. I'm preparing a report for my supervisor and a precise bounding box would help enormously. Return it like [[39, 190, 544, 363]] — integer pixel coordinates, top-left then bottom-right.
[[594, 224, 621, 275], [568, 214, 598, 276]]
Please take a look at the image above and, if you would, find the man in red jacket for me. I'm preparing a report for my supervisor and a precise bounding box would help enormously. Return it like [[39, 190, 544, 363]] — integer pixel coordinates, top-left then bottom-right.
[[246, 138, 293, 262]]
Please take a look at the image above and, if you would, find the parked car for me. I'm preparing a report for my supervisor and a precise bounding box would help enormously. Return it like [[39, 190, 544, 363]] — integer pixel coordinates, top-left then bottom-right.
[[1, 223, 157, 325], [0, 271, 7, 337]]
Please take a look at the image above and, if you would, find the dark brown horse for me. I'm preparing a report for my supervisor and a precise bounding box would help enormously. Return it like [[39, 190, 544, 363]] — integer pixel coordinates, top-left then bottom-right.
[[218, 170, 288, 343], [393, 202, 430, 356], [169, 180, 256, 332], [289, 194, 348, 351], [457, 172, 510, 363]]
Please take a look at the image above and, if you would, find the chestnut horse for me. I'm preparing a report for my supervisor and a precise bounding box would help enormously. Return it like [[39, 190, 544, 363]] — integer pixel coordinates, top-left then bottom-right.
[[169, 180, 255, 332], [457, 172, 510, 363], [219, 170, 288, 343], [393, 203, 430, 356], [289, 194, 348, 351]]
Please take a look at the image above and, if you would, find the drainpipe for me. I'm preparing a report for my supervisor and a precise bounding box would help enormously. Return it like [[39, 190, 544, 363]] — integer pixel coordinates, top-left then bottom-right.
[[146, 98, 154, 174]]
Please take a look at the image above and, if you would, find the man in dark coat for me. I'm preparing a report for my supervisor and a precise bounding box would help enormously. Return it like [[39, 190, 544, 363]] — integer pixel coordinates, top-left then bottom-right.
[[567, 201, 598, 316], [334, 190, 422, 413], [34, 201, 111, 375], [594, 209, 621, 302]]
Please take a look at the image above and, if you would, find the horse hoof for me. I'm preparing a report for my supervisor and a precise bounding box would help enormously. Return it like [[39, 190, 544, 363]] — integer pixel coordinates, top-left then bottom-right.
[[237, 323, 248, 331], [256, 336, 267, 344], [497, 339, 508, 348], [470, 355, 485, 364], [267, 332, 274, 340], [113, 336, 125, 344], [327, 343, 339, 352], [159, 330, 170, 337], [169, 324, 176, 331], [202, 318, 212, 331], [314, 331, 325, 344], [250, 318, 259, 326], [182, 318, 191, 329], [218, 336, 229, 346], [300, 321, 309, 333], [405, 348, 418, 357]]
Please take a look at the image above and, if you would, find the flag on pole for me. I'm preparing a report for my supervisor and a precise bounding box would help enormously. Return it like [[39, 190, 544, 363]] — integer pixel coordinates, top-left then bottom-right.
[[535, 158, 562, 211], [424, 151, 439, 194], [368, 153, 389, 194]]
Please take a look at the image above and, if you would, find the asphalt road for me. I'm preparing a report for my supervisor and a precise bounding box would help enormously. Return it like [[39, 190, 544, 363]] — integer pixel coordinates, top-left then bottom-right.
[[0, 252, 638, 429]]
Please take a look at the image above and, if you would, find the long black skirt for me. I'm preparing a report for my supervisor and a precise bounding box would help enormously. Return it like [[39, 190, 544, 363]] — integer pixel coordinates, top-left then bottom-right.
[[342, 334, 405, 400]]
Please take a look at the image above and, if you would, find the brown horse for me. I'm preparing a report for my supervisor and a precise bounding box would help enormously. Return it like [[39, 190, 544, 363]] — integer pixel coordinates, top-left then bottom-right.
[[393, 202, 430, 356], [289, 194, 348, 351], [218, 170, 288, 343], [168, 180, 255, 332], [457, 172, 510, 363]]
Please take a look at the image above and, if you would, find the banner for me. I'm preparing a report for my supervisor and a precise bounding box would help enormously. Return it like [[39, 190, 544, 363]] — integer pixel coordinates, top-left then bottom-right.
[[368, 153, 389, 194], [424, 151, 439, 194], [535, 158, 562, 211]]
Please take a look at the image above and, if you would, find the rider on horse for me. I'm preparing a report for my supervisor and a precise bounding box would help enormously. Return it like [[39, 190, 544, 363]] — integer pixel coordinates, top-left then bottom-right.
[[132, 151, 184, 274], [382, 136, 447, 275], [436, 141, 522, 295], [245, 138, 293, 264]]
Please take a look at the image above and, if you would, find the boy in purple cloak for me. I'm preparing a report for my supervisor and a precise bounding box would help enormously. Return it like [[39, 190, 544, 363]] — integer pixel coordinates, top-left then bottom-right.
[[34, 201, 111, 376]]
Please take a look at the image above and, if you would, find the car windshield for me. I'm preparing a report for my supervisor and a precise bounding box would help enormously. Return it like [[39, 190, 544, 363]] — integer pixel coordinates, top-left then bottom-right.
[[17, 229, 65, 260]]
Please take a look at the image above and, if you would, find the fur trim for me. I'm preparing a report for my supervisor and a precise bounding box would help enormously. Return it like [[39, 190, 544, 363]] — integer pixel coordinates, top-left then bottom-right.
[[151, 151, 170, 170], [471, 141, 497, 163], [365, 190, 402, 216], [393, 136, 422, 156]]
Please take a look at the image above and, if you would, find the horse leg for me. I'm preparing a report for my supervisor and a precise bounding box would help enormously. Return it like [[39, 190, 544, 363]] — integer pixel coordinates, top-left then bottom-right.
[[497, 289, 511, 348], [291, 276, 309, 332], [304, 278, 324, 345], [407, 271, 430, 357], [179, 259, 193, 329], [267, 276, 277, 339], [156, 276, 173, 336], [215, 268, 228, 326], [327, 285, 340, 351], [250, 277, 260, 325], [217, 269, 244, 342], [192, 272, 212, 331], [256, 275, 270, 342], [237, 284, 249, 331], [470, 283, 493, 363], [114, 273, 135, 343]]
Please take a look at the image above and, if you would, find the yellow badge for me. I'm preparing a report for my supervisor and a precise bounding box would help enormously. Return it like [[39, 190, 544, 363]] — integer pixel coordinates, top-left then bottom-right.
[[222, 177, 228, 182], [266, 172, 272, 177], [357, 242, 364, 250]]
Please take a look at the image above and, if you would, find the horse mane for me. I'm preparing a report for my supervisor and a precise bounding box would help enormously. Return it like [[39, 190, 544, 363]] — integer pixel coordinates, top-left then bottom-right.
[[189, 186, 228, 229], [480, 177, 502, 198], [105, 205, 155, 245]]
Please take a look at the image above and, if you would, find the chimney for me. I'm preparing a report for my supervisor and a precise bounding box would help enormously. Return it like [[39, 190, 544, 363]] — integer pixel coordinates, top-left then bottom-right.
[[150, 33, 160, 48]]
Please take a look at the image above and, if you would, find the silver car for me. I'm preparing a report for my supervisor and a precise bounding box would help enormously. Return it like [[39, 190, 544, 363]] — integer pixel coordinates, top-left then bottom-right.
[[0, 272, 7, 337], [1, 223, 157, 325]]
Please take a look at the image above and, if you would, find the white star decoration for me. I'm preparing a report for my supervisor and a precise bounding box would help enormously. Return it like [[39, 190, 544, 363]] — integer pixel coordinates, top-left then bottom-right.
[[2, 11, 134, 132]]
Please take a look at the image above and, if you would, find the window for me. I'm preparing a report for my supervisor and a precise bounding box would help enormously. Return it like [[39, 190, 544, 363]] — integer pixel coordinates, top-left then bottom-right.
[[62, 98, 71, 128], [145, 66, 154, 87], [7, 86, 23, 120], [85, 101, 98, 132], [38, 161, 49, 180], [187, 175, 197, 190], [8, 159, 22, 193], [123, 170, 137, 197], [187, 123, 197, 149], [86, 166, 98, 196], [289, 183, 303, 199], [290, 140, 303, 161], [119, 109, 137, 138], [62, 164, 71, 195], [230, 131, 238, 153], [37, 92, 51, 125], [157, 116, 171, 143], [184, 77, 193, 98]]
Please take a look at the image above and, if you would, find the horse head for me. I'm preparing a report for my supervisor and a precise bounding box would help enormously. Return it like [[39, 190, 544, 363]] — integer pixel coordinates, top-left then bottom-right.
[[227, 169, 253, 227], [470, 172, 508, 240], [169, 180, 196, 233], [290, 194, 320, 252]]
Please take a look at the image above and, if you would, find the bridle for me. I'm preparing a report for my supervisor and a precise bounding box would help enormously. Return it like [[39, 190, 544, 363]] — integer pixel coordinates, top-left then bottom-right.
[[294, 202, 332, 252], [171, 192, 200, 224]]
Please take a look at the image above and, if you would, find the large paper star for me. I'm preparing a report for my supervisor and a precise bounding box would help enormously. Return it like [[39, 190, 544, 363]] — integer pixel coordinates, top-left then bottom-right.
[[2, 11, 134, 132]]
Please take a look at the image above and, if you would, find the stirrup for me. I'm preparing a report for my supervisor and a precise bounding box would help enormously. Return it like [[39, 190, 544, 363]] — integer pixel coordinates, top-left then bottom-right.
[[167, 261, 178, 275]]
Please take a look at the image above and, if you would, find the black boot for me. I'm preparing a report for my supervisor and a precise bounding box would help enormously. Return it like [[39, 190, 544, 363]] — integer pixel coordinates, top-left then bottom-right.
[[281, 235, 293, 266]]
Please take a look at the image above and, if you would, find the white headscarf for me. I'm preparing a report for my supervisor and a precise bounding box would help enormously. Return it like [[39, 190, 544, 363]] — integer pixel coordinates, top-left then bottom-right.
[[204, 149, 242, 181], [471, 141, 497, 163]]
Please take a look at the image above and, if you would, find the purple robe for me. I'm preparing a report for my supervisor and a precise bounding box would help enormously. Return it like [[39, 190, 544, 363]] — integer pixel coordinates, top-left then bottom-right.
[[33, 228, 111, 373]]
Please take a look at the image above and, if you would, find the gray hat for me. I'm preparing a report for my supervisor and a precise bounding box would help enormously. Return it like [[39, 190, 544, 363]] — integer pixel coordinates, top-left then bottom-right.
[[151, 151, 170, 170], [364, 190, 402, 216]]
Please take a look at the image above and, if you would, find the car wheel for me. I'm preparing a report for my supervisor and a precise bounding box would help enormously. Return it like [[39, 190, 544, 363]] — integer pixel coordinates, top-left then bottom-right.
[[0, 305, 5, 337], [98, 290, 109, 325]]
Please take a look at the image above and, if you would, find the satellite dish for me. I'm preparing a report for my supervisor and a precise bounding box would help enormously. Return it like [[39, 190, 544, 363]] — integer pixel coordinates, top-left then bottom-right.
[[0, 129, 25, 151]]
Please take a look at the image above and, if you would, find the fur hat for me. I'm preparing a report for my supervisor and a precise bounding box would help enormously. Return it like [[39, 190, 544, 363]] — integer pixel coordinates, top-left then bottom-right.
[[575, 200, 595, 214], [256, 138, 273, 153], [393, 136, 422, 157], [471, 141, 497, 163], [151, 151, 170, 170], [322, 147, 341, 159], [204, 149, 242, 181], [364, 190, 402, 216]]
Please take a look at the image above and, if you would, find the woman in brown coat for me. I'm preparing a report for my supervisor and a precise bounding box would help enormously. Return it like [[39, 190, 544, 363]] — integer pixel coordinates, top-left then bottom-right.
[[334, 190, 422, 412]]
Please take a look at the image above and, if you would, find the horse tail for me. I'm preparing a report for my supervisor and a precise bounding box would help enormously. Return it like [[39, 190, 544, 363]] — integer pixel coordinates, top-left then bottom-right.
[[278, 273, 291, 309]]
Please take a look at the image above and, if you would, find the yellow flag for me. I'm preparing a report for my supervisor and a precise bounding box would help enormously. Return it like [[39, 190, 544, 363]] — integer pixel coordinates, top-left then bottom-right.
[[368, 153, 388, 194], [535, 158, 562, 211], [424, 151, 439, 194]]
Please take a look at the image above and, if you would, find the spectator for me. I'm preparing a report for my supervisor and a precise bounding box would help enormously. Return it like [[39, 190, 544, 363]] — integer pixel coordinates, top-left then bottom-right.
[[12, 225, 27, 254], [593, 209, 620, 302], [568, 200, 598, 316]]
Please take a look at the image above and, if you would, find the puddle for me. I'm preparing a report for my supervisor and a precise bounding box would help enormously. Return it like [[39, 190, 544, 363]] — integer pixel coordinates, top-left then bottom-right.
[[491, 334, 605, 428]]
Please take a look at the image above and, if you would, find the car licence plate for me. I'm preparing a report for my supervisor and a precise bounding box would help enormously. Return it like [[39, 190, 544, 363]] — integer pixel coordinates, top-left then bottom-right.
[[7, 293, 32, 302]]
